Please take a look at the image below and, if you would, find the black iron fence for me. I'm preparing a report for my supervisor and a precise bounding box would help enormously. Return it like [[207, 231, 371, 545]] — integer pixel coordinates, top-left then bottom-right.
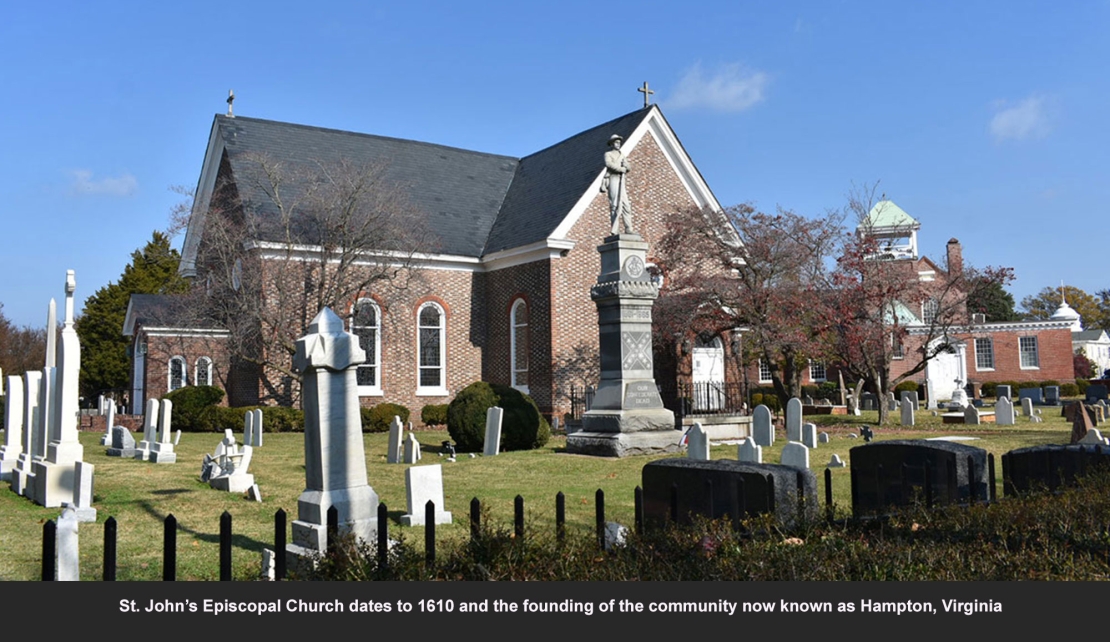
[[568, 381, 749, 426]]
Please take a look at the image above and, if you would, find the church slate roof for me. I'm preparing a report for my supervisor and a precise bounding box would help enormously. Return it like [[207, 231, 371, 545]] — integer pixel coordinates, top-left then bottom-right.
[[209, 107, 655, 259], [122, 294, 223, 335]]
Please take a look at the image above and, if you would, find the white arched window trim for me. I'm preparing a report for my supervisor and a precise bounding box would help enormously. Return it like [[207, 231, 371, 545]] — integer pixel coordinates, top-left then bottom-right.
[[351, 298, 383, 396], [168, 355, 187, 392], [416, 301, 448, 396], [194, 356, 213, 387], [510, 298, 529, 393]]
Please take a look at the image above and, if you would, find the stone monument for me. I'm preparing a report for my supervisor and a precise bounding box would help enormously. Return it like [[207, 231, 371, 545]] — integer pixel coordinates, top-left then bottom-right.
[[565, 138, 679, 456], [286, 308, 378, 565]]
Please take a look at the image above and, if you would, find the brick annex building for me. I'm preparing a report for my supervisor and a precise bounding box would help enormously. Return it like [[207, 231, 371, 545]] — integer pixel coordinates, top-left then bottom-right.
[[124, 105, 724, 420]]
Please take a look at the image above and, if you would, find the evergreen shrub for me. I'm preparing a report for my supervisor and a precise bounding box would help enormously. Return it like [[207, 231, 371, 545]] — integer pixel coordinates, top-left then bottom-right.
[[447, 382, 550, 452], [361, 403, 410, 433]]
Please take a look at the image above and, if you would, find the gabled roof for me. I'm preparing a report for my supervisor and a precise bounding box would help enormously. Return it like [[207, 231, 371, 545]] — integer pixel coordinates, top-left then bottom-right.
[[862, 200, 920, 231], [180, 106, 721, 275], [1074, 329, 1109, 342], [122, 294, 222, 335]]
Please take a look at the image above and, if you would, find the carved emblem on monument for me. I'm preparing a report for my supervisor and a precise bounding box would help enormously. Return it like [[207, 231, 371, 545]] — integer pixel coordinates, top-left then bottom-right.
[[621, 331, 652, 371], [623, 255, 645, 279]]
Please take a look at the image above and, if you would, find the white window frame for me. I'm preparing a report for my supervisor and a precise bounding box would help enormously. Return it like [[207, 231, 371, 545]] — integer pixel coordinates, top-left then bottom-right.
[[1019, 336, 1040, 369], [922, 298, 939, 325], [974, 338, 994, 371], [416, 301, 448, 396], [168, 356, 187, 392], [892, 333, 905, 360], [758, 359, 772, 384], [809, 360, 826, 382], [510, 298, 529, 393], [194, 356, 213, 387], [351, 298, 383, 397]]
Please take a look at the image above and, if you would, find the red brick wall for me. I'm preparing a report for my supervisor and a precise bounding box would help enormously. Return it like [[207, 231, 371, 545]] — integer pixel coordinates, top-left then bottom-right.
[[139, 331, 229, 409]]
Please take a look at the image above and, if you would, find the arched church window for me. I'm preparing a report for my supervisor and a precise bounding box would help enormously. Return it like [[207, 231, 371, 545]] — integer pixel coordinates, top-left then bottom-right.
[[195, 356, 213, 387], [417, 302, 447, 395], [511, 299, 529, 392], [169, 356, 187, 392], [351, 298, 382, 395]]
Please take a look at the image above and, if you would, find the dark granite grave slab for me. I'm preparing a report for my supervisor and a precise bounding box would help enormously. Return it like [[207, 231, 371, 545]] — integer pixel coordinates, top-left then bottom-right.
[[1086, 384, 1108, 404], [849, 439, 989, 516], [641, 458, 817, 528], [1002, 443, 1110, 495]]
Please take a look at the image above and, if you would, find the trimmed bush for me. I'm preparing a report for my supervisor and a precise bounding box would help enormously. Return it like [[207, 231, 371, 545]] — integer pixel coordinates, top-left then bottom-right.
[[1060, 383, 1080, 398], [893, 381, 919, 394], [162, 386, 226, 432], [361, 403, 410, 433], [981, 382, 998, 398], [447, 382, 551, 452], [421, 404, 448, 427], [1076, 378, 1091, 395], [1039, 380, 1060, 389]]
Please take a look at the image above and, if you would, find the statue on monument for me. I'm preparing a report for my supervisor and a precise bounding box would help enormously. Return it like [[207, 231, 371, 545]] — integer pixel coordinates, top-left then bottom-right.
[[601, 134, 634, 235]]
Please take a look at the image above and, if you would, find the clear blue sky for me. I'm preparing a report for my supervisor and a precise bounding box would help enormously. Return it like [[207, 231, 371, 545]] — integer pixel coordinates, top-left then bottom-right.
[[2, 0, 1107, 329]]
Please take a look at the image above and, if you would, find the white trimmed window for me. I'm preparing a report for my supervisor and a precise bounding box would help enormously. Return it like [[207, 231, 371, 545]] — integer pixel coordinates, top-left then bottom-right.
[[195, 357, 213, 387], [921, 298, 939, 324], [351, 298, 382, 395], [417, 302, 447, 395], [510, 299, 529, 392], [758, 359, 772, 383], [168, 356, 187, 392], [974, 338, 994, 371], [809, 361, 826, 382], [1020, 336, 1040, 369]]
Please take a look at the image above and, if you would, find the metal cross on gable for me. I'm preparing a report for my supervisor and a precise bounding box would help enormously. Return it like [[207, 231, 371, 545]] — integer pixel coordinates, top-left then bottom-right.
[[638, 81, 654, 108]]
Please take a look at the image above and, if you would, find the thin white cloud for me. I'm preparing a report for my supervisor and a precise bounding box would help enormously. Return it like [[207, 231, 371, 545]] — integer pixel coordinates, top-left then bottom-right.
[[70, 169, 138, 196], [666, 62, 769, 112], [989, 95, 1053, 142]]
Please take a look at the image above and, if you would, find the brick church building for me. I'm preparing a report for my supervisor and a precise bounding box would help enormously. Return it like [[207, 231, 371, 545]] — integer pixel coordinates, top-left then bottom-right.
[[125, 105, 724, 421]]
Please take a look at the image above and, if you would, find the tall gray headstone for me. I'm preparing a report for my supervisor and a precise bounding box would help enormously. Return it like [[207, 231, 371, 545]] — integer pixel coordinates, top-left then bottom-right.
[[149, 398, 176, 463], [11, 371, 42, 496], [1021, 397, 1034, 418], [781, 442, 810, 469], [565, 232, 679, 457], [900, 390, 919, 411], [286, 308, 378, 566], [685, 422, 709, 461], [996, 396, 1015, 426], [243, 411, 255, 448], [785, 398, 803, 442], [99, 398, 116, 446], [483, 406, 504, 456], [252, 409, 263, 447], [135, 398, 159, 461], [900, 399, 915, 426], [737, 437, 762, 463], [752, 405, 774, 447], [387, 415, 404, 464]]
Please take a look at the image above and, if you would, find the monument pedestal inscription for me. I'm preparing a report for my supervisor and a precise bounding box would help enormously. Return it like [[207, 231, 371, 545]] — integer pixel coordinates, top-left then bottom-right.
[[566, 234, 680, 457]]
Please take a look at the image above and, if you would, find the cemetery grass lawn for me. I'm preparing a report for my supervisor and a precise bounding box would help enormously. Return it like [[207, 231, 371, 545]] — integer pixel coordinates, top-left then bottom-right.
[[0, 409, 1076, 580]]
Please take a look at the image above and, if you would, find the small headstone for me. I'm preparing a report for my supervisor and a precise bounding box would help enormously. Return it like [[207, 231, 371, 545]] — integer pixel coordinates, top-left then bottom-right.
[[780, 441, 810, 469], [603, 522, 629, 551], [483, 406, 504, 456], [803, 395, 814, 406], [886, 391, 897, 412], [403, 432, 422, 464], [106, 426, 138, 458], [1021, 397, 1034, 418], [900, 399, 915, 426], [801, 422, 817, 449], [1078, 428, 1109, 446], [387, 415, 404, 463], [963, 405, 980, 425], [859, 392, 877, 411], [737, 437, 762, 463], [400, 464, 453, 526], [1044, 386, 1061, 406], [174, 429, 182, 446], [685, 422, 709, 461], [818, 432, 830, 444], [260, 549, 276, 581], [996, 385, 1012, 400], [826, 454, 846, 468], [752, 405, 774, 447], [552, 416, 560, 433], [847, 433, 859, 439], [860, 426, 874, 443], [248, 484, 263, 502], [996, 396, 1015, 426], [70, 461, 96, 522], [931, 410, 938, 417], [785, 398, 802, 442]]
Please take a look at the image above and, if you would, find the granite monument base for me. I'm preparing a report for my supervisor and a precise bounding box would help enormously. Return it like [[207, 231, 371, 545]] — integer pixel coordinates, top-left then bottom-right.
[[565, 426, 683, 457]]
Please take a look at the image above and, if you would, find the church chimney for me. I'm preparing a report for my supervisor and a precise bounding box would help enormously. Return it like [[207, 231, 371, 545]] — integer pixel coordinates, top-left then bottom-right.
[[946, 238, 963, 276]]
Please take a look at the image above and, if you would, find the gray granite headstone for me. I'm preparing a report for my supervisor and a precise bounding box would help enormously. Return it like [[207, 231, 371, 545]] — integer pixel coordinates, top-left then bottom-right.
[[996, 385, 1012, 400], [964, 405, 980, 425], [801, 423, 817, 449], [107, 426, 139, 458], [850, 439, 989, 516], [785, 398, 802, 442], [685, 422, 709, 461], [400, 464, 453, 526], [752, 405, 774, 447], [483, 406, 503, 456], [1021, 397, 1034, 418], [1086, 384, 1109, 404], [900, 399, 915, 426], [818, 432, 829, 444], [900, 390, 919, 411], [780, 441, 810, 469], [56, 506, 80, 581], [996, 396, 1015, 426], [1003, 443, 1110, 495], [1044, 386, 1060, 406], [826, 454, 846, 468], [403, 432, 422, 464], [1019, 388, 1043, 404], [737, 437, 762, 463]]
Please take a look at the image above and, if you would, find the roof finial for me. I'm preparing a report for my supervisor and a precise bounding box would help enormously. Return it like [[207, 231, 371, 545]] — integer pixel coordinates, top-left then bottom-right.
[[227, 89, 235, 117], [638, 81, 655, 108], [1060, 280, 1066, 305]]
